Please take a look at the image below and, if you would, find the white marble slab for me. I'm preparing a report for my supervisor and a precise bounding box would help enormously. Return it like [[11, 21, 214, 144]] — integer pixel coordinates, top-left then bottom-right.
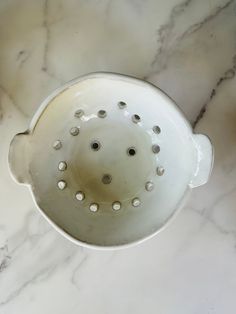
[[0, 0, 236, 313]]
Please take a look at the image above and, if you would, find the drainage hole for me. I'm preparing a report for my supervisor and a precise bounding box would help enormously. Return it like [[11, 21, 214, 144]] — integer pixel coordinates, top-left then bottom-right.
[[127, 147, 136, 156], [102, 174, 112, 184], [91, 140, 101, 151]]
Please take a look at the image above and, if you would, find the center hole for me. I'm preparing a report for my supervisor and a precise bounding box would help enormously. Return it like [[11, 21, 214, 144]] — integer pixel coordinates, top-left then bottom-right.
[[92, 142, 99, 149], [127, 147, 136, 156], [91, 140, 101, 151], [102, 174, 112, 184]]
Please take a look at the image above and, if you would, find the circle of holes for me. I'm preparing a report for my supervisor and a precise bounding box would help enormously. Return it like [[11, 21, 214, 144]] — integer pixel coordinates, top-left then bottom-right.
[[53, 101, 165, 212]]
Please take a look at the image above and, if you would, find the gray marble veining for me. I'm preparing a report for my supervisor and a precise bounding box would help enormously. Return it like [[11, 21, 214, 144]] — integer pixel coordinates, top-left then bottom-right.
[[0, 0, 236, 313]]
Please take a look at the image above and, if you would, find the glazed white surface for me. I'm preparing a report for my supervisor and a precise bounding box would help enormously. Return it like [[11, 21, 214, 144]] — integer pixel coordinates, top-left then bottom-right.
[[0, 0, 236, 313]]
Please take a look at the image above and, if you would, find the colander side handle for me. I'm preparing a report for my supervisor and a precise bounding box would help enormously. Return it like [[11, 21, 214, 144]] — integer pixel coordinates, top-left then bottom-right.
[[8, 132, 30, 184], [189, 134, 214, 188]]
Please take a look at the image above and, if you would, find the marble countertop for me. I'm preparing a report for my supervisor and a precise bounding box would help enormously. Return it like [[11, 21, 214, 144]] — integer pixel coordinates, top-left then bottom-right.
[[0, 0, 236, 313]]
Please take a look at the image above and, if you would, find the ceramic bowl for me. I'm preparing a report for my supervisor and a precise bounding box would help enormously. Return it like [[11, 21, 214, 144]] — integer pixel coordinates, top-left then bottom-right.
[[9, 73, 213, 249]]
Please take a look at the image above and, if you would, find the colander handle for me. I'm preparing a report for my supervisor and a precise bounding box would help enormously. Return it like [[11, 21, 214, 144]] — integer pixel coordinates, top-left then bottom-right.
[[189, 134, 214, 188], [8, 132, 30, 184]]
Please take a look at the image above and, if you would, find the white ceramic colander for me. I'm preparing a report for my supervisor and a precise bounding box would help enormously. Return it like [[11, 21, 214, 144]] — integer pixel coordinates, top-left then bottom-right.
[[9, 73, 213, 249]]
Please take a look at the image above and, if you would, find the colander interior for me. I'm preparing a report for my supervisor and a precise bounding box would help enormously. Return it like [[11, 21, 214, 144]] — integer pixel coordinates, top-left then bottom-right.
[[27, 74, 196, 247]]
